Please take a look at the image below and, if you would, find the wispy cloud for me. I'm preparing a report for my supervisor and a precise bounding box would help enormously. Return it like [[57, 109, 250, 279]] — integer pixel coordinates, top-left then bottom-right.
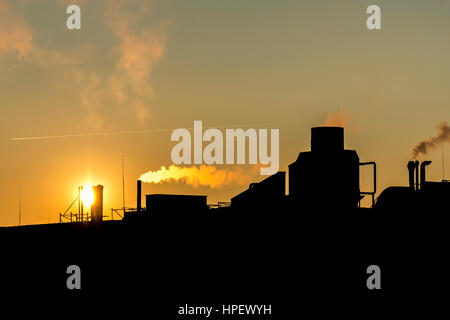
[[0, 0, 33, 59], [0, 0, 170, 128], [105, 0, 169, 125]]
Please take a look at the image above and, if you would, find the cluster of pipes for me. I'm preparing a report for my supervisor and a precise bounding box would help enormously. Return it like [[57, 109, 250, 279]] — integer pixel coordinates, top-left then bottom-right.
[[407, 160, 432, 191]]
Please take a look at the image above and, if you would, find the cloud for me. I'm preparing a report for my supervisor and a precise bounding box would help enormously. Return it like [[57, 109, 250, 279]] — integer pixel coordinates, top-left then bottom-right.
[[78, 72, 107, 129], [0, 0, 170, 128], [65, 0, 170, 127], [105, 0, 169, 125], [0, 0, 33, 59]]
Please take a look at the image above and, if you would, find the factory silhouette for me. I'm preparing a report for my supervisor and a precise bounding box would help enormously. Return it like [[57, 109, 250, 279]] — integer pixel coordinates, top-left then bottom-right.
[[55, 126, 450, 222], [1, 126, 448, 304], [126, 126, 448, 218]]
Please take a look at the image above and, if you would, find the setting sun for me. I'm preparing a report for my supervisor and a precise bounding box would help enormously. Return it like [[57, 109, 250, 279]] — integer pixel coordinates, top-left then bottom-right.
[[81, 185, 94, 209]]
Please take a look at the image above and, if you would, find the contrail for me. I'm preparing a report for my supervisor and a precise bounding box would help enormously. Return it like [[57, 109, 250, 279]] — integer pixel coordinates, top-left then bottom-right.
[[10, 128, 171, 141], [10, 121, 296, 141]]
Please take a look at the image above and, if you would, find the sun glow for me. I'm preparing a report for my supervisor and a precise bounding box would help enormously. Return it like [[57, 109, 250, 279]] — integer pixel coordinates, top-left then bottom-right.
[[81, 185, 94, 209]]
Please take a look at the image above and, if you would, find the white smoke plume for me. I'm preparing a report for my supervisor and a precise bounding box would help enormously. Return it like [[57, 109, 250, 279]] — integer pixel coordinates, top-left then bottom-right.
[[139, 165, 255, 189]]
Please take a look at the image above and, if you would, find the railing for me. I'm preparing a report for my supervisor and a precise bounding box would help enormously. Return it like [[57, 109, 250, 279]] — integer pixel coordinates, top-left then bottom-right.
[[208, 202, 231, 209], [111, 207, 146, 220], [59, 212, 90, 223], [359, 161, 377, 208]]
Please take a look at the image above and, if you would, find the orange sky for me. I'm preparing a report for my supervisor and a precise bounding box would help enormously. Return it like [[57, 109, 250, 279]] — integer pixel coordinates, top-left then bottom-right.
[[1, 0, 450, 226]]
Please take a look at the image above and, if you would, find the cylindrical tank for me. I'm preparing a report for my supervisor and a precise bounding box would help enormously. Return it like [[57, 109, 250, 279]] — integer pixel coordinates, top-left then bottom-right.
[[311, 126, 344, 153]]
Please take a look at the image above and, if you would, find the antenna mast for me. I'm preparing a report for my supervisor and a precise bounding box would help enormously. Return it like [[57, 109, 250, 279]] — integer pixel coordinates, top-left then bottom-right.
[[122, 152, 125, 213], [443, 144, 446, 181], [19, 186, 21, 226]]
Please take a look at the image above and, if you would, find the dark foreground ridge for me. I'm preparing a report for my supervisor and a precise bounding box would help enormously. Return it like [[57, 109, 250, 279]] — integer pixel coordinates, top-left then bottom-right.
[[1, 127, 448, 314]]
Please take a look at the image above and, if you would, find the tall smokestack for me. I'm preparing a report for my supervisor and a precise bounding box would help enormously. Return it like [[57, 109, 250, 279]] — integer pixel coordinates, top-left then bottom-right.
[[91, 185, 104, 222], [137, 180, 142, 213]]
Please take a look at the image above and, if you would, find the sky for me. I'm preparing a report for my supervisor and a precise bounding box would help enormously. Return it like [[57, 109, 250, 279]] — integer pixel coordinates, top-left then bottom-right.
[[1, 0, 450, 226]]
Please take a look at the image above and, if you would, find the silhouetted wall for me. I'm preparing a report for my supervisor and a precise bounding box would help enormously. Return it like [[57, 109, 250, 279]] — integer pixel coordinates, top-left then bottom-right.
[[146, 194, 208, 218]]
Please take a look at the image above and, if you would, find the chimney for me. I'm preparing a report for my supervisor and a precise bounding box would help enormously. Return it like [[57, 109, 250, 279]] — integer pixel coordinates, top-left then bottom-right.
[[91, 185, 104, 222], [420, 161, 432, 189], [137, 180, 142, 213], [311, 126, 344, 153]]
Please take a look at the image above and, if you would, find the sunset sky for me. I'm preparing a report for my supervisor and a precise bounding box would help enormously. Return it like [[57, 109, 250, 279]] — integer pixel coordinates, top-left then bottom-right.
[[1, 0, 450, 226]]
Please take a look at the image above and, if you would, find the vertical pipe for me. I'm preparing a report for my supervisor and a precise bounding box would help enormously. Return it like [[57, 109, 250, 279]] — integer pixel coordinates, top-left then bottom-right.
[[78, 186, 81, 216], [415, 161, 419, 191], [373, 162, 376, 207], [80, 186, 84, 221], [443, 144, 445, 181], [420, 161, 432, 189], [407, 161, 415, 190], [137, 180, 142, 213]]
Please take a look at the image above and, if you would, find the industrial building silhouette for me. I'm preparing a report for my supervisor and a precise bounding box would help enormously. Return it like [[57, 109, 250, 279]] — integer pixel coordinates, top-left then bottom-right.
[[0, 126, 448, 306], [122, 125, 448, 217]]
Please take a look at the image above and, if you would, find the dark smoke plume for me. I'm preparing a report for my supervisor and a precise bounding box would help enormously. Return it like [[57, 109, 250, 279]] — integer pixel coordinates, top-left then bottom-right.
[[411, 122, 450, 158]]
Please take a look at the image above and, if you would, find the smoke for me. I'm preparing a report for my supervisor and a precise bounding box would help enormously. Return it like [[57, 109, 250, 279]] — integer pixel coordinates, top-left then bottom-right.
[[324, 109, 346, 127], [411, 122, 450, 158], [139, 165, 254, 189], [315, 109, 346, 128], [316, 109, 365, 134]]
